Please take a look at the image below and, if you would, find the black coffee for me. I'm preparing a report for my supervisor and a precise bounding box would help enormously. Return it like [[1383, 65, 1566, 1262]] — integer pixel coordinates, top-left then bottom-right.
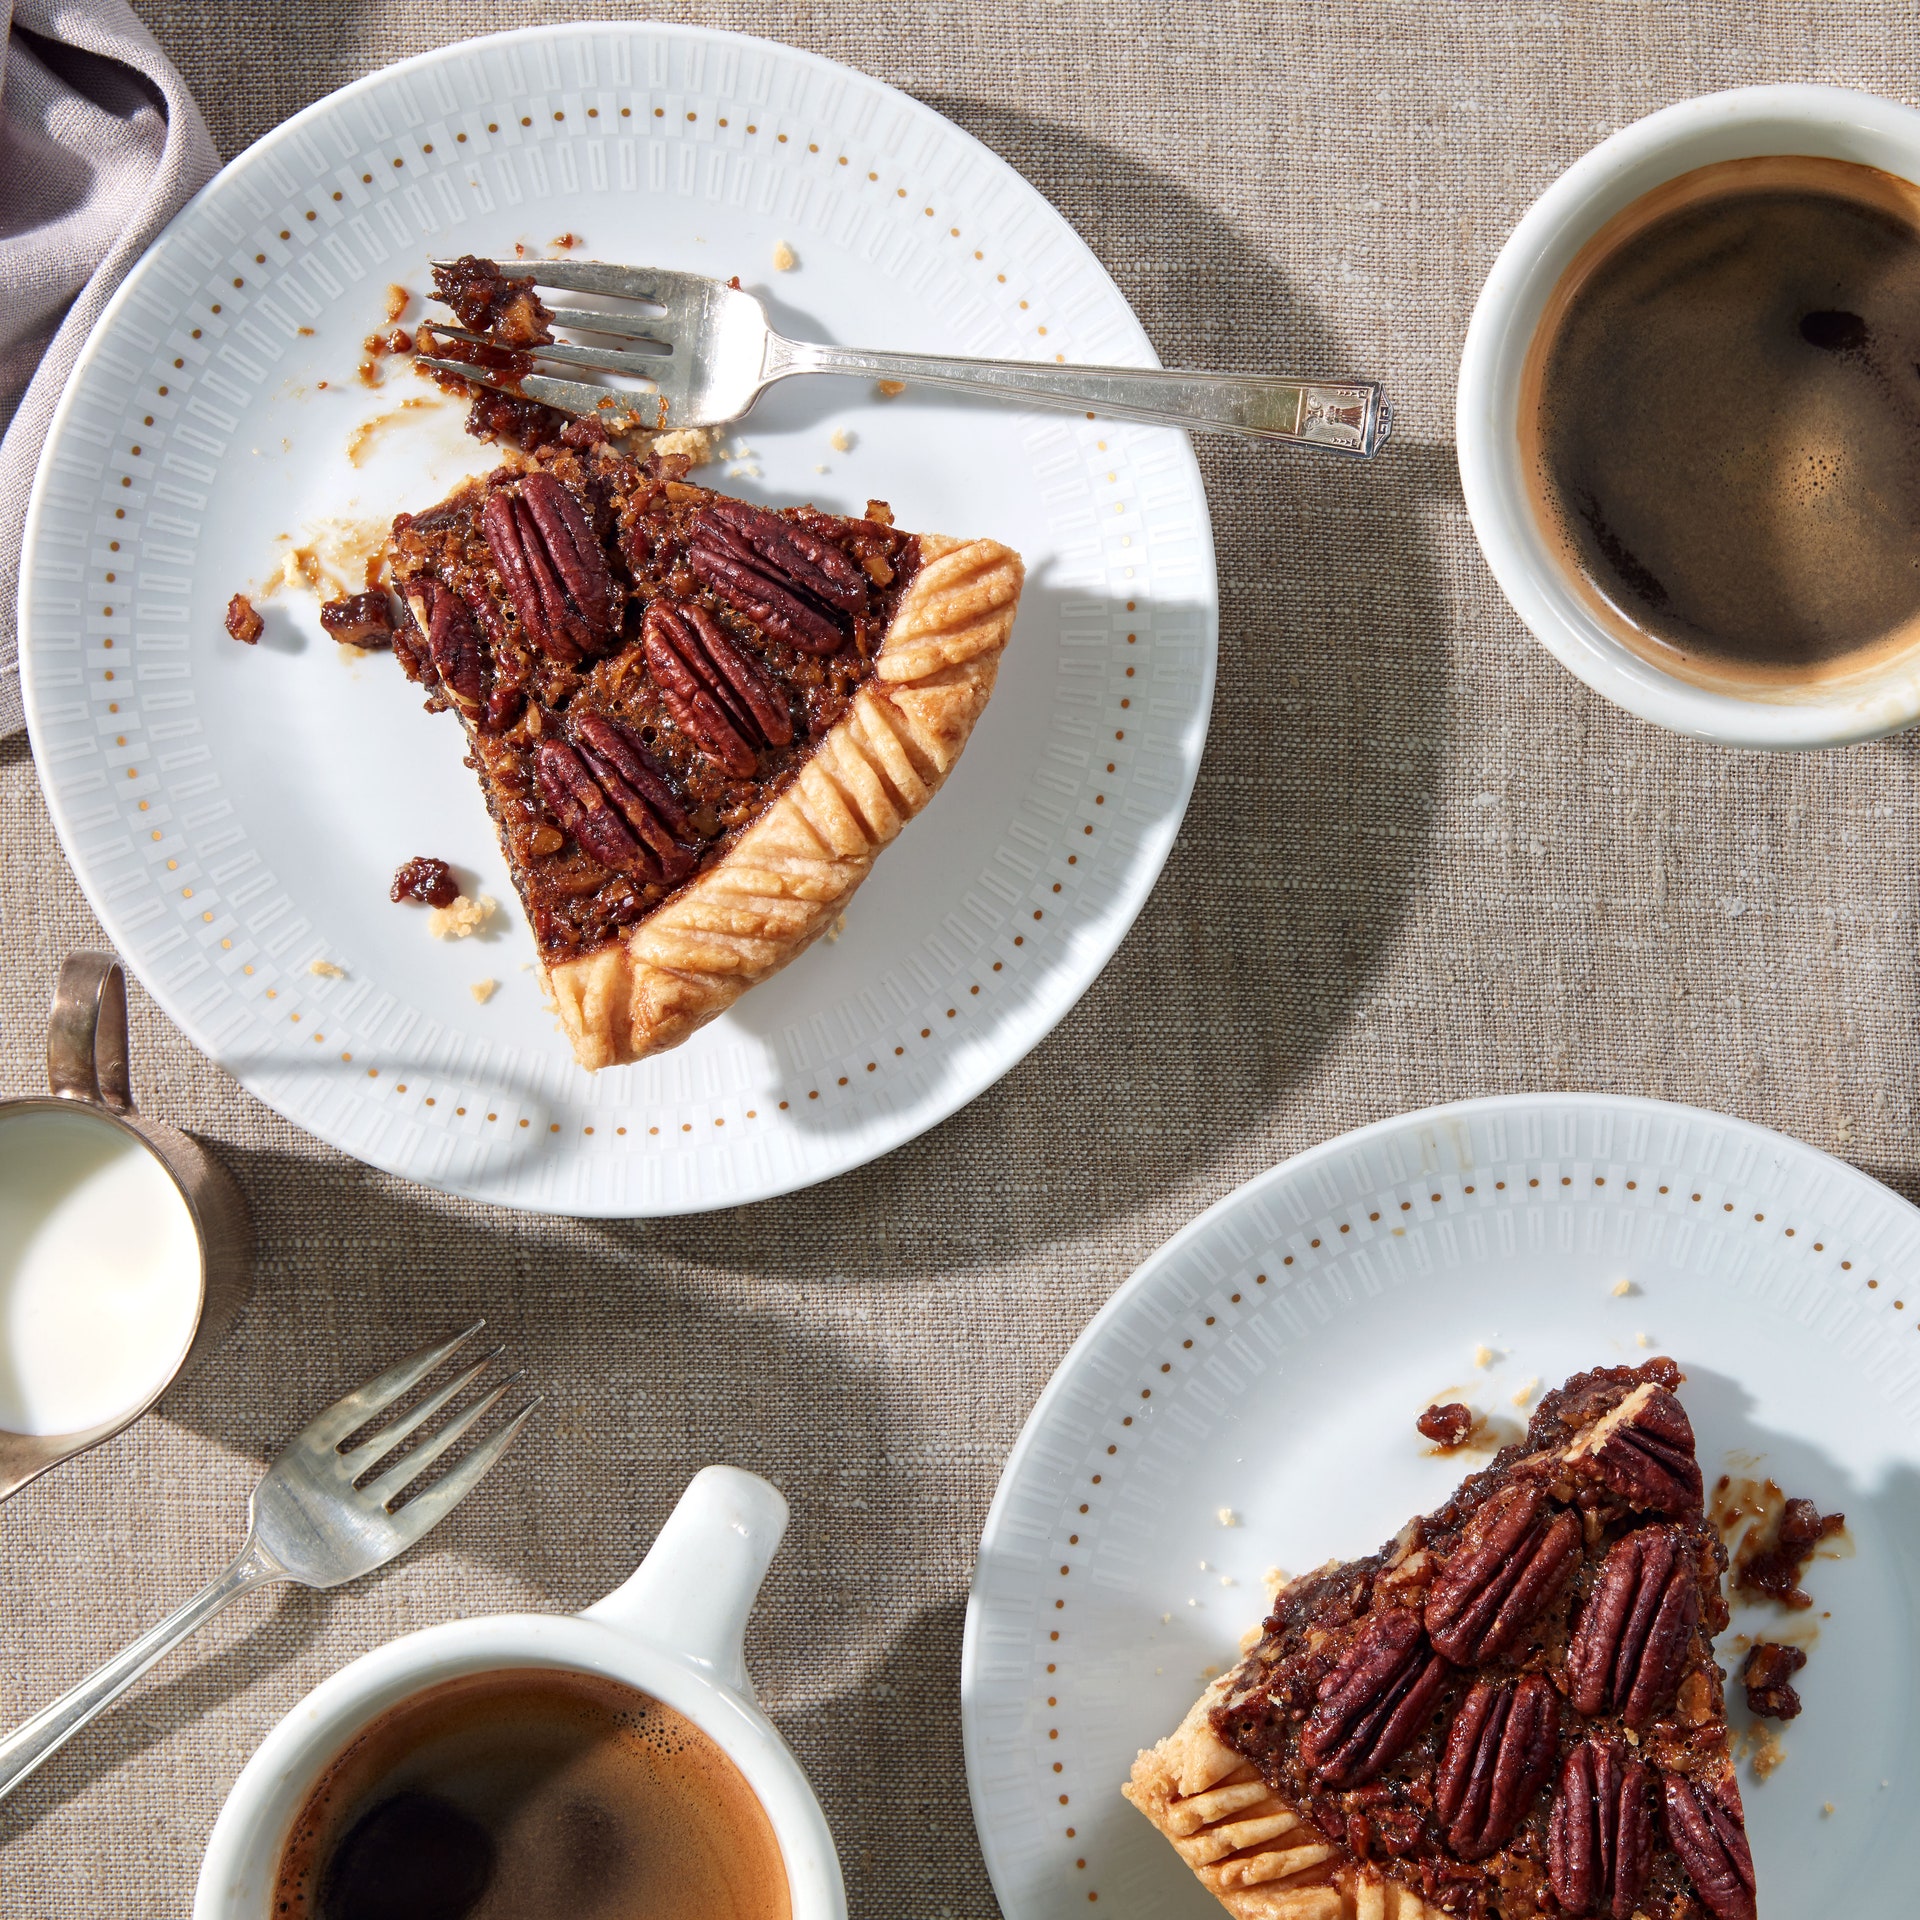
[[1523, 155, 1920, 684], [272, 1668, 790, 1920]]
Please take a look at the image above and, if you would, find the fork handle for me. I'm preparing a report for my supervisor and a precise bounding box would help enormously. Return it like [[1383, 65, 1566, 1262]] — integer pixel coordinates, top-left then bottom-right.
[[0, 1540, 284, 1804], [767, 336, 1390, 455]]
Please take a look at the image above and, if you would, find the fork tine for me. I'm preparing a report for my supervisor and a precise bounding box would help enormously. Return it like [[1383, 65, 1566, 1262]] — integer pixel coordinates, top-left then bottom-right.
[[425, 322, 670, 380], [362, 1374, 523, 1508], [430, 257, 714, 305], [546, 304, 681, 346], [296, 1323, 485, 1452], [416, 357, 660, 427], [342, 1350, 501, 1463], [380, 1398, 541, 1542]]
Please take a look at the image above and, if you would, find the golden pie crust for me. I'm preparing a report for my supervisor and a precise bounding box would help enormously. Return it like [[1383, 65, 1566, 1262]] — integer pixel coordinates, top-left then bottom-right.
[[538, 531, 1022, 1069], [1124, 1675, 1443, 1920]]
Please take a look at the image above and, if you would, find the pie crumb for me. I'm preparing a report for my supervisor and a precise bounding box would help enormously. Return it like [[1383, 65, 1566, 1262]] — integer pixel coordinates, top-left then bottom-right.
[[428, 893, 496, 940], [1636, 1331, 1651, 1348], [772, 239, 798, 271], [824, 912, 849, 944], [308, 958, 346, 979], [875, 379, 906, 398], [469, 978, 497, 1004], [1262, 1566, 1289, 1595], [1473, 1343, 1495, 1368], [651, 426, 712, 465], [1734, 1722, 1787, 1779], [1216, 1507, 1238, 1527], [1611, 1277, 1633, 1296], [384, 284, 410, 322], [1511, 1376, 1539, 1408], [1822, 1802, 1835, 1816], [814, 463, 829, 473], [829, 426, 854, 452]]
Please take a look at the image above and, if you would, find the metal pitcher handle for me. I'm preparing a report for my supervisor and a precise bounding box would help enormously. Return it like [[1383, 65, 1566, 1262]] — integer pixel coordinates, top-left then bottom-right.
[[48, 952, 133, 1113]]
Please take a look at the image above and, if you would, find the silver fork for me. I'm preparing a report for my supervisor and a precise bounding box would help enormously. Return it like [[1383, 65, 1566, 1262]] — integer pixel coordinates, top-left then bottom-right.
[[420, 258, 1391, 457], [0, 1325, 534, 1804]]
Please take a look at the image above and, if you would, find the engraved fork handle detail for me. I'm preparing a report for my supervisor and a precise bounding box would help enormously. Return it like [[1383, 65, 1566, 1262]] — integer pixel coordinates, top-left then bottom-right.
[[767, 336, 1391, 455], [0, 1541, 284, 1803]]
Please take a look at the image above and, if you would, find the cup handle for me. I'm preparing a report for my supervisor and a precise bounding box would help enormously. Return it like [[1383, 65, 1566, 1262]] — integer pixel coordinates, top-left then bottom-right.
[[582, 1466, 789, 1697], [47, 953, 133, 1113]]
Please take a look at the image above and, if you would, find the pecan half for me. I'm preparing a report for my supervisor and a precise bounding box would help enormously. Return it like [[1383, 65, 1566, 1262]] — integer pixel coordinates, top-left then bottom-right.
[[536, 739, 658, 879], [1299, 1607, 1449, 1789], [572, 710, 696, 883], [1547, 1741, 1653, 1918], [1434, 1674, 1558, 1859], [687, 501, 853, 653], [644, 597, 793, 776], [1564, 1381, 1704, 1515], [482, 471, 619, 663], [1663, 1770, 1757, 1920], [703, 496, 869, 614], [424, 584, 488, 719], [1425, 1481, 1581, 1663], [1565, 1525, 1699, 1726]]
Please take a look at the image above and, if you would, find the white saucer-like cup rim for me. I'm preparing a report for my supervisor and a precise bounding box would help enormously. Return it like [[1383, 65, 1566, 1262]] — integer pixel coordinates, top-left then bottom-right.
[[1457, 83, 1920, 751]]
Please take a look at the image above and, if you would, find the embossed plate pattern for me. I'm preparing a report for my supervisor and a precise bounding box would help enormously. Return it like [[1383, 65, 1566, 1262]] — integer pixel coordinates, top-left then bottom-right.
[[18, 24, 1216, 1213], [964, 1093, 1920, 1918]]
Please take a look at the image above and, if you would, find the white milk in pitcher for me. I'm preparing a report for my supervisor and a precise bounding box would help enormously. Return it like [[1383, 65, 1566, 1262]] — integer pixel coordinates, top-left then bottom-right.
[[0, 1106, 201, 1435]]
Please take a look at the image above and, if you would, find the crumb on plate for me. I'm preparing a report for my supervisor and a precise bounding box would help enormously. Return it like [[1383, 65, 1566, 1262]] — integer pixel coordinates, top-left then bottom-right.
[[1510, 1376, 1539, 1408], [829, 426, 854, 452], [1473, 1342, 1495, 1368], [469, 978, 497, 1004], [428, 893, 496, 940], [651, 426, 712, 464], [772, 239, 798, 271], [308, 958, 346, 979], [1216, 1506, 1238, 1527], [1611, 1277, 1633, 1296], [875, 378, 906, 398]]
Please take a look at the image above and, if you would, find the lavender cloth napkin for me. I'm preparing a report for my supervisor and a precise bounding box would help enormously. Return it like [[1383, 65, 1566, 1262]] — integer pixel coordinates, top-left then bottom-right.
[[0, 0, 217, 737]]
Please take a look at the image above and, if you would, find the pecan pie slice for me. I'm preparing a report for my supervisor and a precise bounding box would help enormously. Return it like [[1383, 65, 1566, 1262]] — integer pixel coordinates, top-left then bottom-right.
[[1124, 1361, 1757, 1920], [386, 427, 1022, 1068]]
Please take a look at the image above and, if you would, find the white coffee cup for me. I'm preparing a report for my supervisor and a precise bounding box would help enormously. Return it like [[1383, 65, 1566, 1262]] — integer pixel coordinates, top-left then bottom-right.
[[194, 1465, 845, 1919], [1458, 84, 1920, 750]]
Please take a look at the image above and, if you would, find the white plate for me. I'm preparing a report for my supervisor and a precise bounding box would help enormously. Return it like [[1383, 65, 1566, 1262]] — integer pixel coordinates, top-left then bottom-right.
[[963, 1094, 1920, 1918], [17, 24, 1215, 1214]]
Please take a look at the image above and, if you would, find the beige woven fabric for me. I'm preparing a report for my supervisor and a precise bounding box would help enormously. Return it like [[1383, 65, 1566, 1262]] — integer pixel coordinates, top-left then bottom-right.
[[4, 3, 1920, 1913]]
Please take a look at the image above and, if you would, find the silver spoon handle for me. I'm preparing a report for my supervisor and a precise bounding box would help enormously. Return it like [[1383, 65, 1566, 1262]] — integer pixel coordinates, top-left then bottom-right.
[[768, 336, 1390, 455], [0, 1540, 283, 1804]]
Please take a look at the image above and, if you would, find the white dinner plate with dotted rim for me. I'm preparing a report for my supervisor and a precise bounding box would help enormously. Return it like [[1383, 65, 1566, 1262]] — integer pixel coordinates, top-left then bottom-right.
[[963, 1093, 1920, 1919], [17, 23, 1216, 1214]]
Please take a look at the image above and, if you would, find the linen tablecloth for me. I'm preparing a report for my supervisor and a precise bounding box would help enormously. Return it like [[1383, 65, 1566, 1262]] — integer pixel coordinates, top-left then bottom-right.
[[4, 5, 1919, 1914]]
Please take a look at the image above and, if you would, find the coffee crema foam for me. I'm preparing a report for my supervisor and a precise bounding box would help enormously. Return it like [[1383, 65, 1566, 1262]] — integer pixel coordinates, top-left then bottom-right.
[[1520, 155, 1920, 693], [271, 1667, 791, 1920]]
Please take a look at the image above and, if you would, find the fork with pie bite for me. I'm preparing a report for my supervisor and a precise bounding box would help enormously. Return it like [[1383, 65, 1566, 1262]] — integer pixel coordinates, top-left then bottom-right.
[[419, 257, 1391, 457]]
